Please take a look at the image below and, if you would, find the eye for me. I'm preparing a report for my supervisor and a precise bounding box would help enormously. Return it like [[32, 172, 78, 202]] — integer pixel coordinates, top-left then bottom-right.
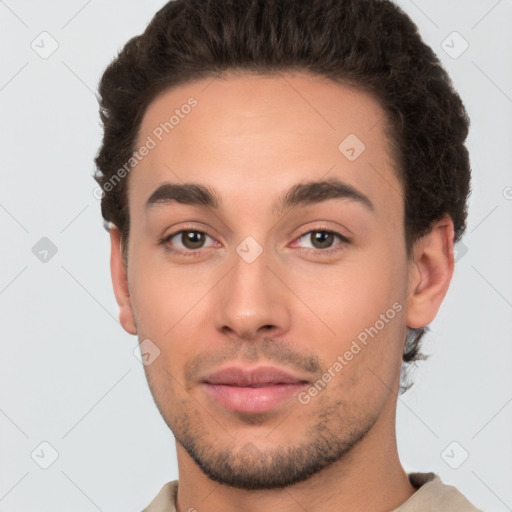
[[294, 229, 349, 254], [160, 227, 349, 256], [162, 229, 217, 253]]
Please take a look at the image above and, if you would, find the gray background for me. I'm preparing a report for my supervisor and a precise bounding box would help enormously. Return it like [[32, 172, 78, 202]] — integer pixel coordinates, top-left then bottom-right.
[[1, 1, 511, 510]]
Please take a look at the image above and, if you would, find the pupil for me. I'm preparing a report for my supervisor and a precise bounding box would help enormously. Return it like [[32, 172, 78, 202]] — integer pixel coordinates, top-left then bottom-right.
[[183, 231, 204, 249], [313, 231, 333, 249]]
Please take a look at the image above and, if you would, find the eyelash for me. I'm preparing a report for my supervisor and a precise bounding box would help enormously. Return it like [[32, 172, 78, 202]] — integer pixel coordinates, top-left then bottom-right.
[[159, 226, 350, 257]]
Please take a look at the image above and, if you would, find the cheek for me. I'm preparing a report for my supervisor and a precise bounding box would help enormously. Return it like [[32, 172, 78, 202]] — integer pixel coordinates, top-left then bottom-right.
[[127, 240, 192, 318], [127, 252, 220, 374], [289, 246, 407, 385], [295, 254, 403, 338], [129, 273, 205, 341]]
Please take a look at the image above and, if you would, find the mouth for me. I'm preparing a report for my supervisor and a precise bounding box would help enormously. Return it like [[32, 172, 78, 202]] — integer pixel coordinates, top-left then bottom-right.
[[200, 365, 309, 414]]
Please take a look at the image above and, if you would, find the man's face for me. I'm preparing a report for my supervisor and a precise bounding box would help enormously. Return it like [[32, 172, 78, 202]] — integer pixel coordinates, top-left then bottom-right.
[[122, 73, 411, 489]]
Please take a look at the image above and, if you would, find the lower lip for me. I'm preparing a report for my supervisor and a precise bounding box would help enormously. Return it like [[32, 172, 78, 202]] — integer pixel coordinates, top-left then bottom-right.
[[202, 382, 307, 413]]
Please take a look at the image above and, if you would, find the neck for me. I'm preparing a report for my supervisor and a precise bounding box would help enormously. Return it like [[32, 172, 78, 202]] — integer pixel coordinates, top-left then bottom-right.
[[175, 403, 415, 512]]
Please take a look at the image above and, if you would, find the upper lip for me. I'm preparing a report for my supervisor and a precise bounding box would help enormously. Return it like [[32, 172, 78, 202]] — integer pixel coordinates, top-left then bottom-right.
[[201, 365, 309, 386]]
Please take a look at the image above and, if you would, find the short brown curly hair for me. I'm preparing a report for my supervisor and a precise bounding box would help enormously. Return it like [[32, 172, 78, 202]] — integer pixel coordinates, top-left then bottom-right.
[[93, 0, 471, 376]]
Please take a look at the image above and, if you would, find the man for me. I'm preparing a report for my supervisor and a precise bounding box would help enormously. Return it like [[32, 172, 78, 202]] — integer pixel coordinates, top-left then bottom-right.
[[94, 0, 479, 510]]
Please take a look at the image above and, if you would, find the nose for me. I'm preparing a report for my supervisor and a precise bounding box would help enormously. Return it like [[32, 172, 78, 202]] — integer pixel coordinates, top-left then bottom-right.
[[213, 248, 291, 342]]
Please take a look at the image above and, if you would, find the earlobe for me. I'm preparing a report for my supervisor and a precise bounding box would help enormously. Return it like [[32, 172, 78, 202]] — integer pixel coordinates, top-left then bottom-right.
[[110, 226, 137, 335], [406, 216, 455, 329]]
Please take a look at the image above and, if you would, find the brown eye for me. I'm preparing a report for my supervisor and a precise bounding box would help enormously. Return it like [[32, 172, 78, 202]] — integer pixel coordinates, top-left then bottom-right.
[[310, 231, 336, 249], [181, 231, 206, 249], [294, 229, 349, 255], [165, 230, 215, 252]]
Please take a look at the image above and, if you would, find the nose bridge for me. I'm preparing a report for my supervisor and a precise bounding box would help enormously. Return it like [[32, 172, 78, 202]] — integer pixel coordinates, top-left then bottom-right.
[[214, 240, 289, 339]]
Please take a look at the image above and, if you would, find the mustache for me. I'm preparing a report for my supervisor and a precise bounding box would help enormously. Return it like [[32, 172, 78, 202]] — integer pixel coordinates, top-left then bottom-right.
[[183, 338, 323, 389]]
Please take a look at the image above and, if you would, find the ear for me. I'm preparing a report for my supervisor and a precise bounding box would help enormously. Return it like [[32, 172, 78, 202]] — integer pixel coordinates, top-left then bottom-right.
[[406, 215, 455, 329], [110, 226, 137, 335]]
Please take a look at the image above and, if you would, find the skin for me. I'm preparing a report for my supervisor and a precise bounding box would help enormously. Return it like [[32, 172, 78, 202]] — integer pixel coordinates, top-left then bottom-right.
[[110, 72, 455, 512]]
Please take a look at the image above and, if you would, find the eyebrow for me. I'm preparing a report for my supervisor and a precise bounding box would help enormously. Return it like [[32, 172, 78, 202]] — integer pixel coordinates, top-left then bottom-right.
[[145, 177, 374, 215]]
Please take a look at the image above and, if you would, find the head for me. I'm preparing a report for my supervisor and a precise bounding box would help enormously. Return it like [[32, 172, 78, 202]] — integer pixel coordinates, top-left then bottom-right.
[[94, 0, 470, 490]]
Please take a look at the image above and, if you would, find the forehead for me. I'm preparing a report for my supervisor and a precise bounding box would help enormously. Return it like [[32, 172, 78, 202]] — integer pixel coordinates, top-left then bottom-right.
[[130, 72, 401, 216]]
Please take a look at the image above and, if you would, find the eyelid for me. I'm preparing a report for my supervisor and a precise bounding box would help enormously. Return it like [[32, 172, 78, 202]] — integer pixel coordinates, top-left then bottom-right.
[[290, 226, 350, 256], [161, 221, 215, 240], [294, 225, 351, 243]]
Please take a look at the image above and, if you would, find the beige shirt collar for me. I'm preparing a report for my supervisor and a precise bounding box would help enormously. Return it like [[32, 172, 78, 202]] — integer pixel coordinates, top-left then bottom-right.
[[142, 472, 482, 512]]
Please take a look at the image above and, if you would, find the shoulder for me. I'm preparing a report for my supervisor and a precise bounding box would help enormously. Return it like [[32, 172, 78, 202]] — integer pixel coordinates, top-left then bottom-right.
[[394, 472, 483, 512], [141, 480, 179, 512], [141, 475, 484, 512]]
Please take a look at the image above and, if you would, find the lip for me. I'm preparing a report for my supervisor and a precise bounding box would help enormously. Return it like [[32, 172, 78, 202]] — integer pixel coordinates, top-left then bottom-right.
[[201, 365, 309, 414]]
